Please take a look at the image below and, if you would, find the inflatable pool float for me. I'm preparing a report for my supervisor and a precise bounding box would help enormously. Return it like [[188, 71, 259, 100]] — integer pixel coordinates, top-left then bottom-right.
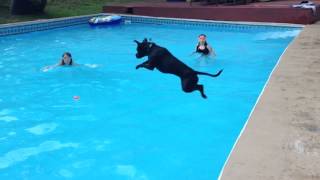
[[88, 15, 122, 26]]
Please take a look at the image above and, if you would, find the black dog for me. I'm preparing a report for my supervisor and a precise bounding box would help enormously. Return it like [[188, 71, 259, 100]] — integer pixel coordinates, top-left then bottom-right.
[[134, 39, 223, 99]]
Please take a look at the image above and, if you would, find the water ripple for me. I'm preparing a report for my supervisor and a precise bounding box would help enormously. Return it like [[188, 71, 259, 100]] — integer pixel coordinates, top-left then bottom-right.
[[0, 116, 18, 122], [25, 123, 58, 135], [0, 141, 79, 169], [116, 165, 148, 180]]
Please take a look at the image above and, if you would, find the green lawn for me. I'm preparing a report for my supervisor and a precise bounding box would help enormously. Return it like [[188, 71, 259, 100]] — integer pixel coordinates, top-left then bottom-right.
[[0, 0, 164, 24]]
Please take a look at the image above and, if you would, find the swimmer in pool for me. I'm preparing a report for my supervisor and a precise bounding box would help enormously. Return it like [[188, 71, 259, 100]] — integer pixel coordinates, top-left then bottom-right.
[[192, 34, 216, 57], [42, 52, 78, 71]]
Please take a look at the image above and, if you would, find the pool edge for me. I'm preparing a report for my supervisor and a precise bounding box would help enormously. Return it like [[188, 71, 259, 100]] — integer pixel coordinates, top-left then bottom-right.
[[219, 23, 320, 179], [217, 25, 299, 180]]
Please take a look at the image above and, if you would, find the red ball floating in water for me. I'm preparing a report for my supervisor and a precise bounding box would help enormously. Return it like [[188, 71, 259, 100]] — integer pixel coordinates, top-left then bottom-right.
[[73, 96, 80, 100]]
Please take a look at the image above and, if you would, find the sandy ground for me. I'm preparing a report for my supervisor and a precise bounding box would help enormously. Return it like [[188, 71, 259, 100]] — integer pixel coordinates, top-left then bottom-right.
[[220, 22, 320, 179]]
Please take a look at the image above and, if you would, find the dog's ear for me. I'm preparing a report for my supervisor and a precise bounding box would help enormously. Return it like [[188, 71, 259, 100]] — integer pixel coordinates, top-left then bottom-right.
[[134, 40, 140, 45], [143, 38, 148, 43]]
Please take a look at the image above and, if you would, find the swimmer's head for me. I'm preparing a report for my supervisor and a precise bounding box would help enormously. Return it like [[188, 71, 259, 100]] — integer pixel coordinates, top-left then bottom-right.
[[61, 52, 73, 65], [198, 34, 207, 43]]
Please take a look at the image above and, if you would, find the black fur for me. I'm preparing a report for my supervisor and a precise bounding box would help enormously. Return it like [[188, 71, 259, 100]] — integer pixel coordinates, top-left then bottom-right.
[[134, 39, 223, 99]]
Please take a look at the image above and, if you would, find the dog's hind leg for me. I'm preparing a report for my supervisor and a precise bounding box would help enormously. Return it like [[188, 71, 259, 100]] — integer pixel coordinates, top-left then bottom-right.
[[196, 84, 207, 99], [181, 76, 207, 99]]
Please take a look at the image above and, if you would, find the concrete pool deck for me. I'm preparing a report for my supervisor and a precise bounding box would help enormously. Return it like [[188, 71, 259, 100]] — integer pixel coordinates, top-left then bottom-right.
[[103, 0, 320, 24], [220, 22, 320, 179]]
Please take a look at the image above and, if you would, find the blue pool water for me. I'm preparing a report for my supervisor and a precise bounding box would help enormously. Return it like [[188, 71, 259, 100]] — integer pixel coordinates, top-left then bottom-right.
[[0, 20, 300, 179]]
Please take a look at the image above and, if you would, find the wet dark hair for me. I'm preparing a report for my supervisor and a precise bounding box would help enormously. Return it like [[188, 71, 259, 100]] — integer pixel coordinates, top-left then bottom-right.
[[61, 52, 73, 65], [198, 34, 207, 37]]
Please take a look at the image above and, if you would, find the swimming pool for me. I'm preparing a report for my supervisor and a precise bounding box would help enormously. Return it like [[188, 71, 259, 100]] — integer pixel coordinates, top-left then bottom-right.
[[0, 16, 301, 179]]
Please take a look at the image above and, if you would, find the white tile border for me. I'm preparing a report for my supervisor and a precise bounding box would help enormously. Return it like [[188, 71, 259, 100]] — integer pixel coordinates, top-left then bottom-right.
[[116, 13, 304, 28]]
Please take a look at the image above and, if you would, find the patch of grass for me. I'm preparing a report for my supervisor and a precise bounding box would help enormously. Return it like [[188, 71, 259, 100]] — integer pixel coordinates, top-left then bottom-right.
[[0, 6, 51, 24], [0, 0, 164, 24], [45, 0, 109, 17]]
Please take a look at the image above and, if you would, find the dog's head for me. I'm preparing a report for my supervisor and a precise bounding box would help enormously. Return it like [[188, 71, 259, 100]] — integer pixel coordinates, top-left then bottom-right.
[[134, 38, 153, 59]]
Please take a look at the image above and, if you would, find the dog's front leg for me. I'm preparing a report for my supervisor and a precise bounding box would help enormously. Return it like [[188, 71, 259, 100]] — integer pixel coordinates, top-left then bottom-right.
[[136, 61, 154, 70]]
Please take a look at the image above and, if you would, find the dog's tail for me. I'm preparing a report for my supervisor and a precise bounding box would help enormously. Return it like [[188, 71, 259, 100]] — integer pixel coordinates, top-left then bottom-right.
[[196, 69, 223, 77]]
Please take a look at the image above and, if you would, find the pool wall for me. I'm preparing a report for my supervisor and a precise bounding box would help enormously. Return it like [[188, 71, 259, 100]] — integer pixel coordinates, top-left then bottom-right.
[[0, 14, 303, 37]]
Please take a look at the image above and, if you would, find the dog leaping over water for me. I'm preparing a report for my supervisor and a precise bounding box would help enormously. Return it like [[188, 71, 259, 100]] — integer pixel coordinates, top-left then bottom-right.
[[134, 38, 223, 99]]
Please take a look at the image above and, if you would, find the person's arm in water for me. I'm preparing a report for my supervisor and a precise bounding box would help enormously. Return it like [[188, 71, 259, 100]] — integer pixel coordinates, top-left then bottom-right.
[[190, 43, 199, 56], [190, 51, 197, 56], [207, 44, 216, 57], [41, 60, 62, 72]]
